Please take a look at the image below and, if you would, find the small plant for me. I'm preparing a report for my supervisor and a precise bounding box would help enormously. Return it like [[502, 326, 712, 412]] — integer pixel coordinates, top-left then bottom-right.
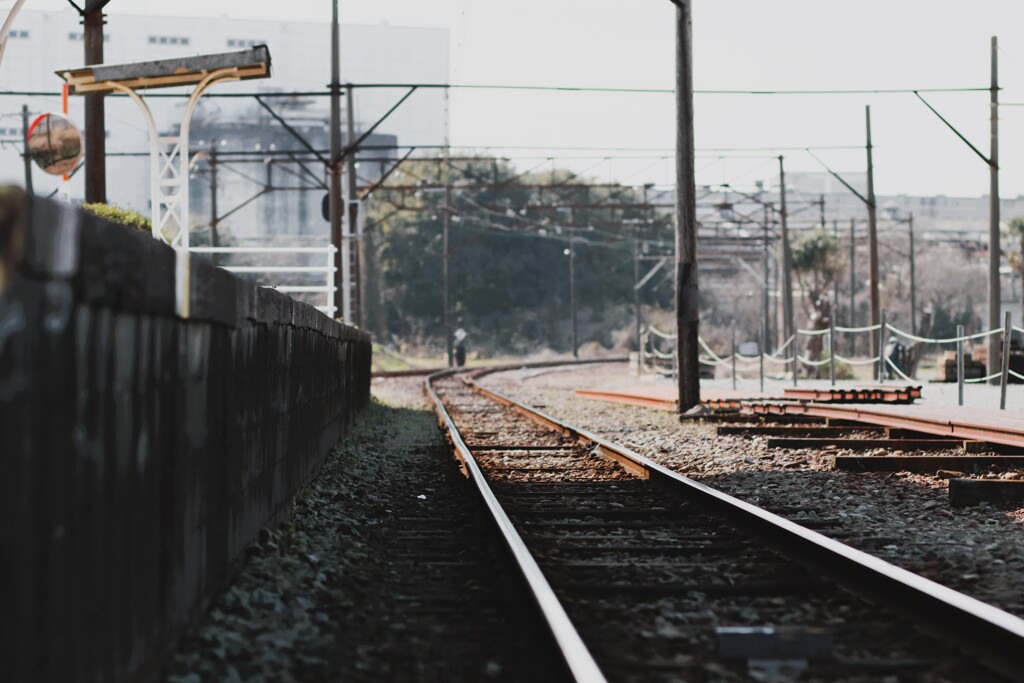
[[81, 203, 152, 234]]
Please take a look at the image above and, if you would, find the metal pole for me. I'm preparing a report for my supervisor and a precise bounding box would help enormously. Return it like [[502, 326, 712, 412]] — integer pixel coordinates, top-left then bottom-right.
[[849, 218, 856, 355], [832, 218, 839, 324], [20, 103, 32, 195], [1001, 311, 1011, 409], [791, 327, 799, 386], [829, 317, 836, 386], [759, 326, 765, 393], [443, 156, 453, 367], [779, 155, 795, 346], [569, 208, 578, 359], [634, 224, 642, 376], [731, 324, 737, 391], [908, 213, 916, 334], [83, 4, 106, 203], [209, 142, 218, 264], [346, 84, 362, 327], [328, 0, 344, 319], [763, 203, 770, 354], [957, 324, 965, 406], [866, 105, 880, 361], [674, 0, 700, 412], [878, 311, 887, 383], [988, 36, 1002, 384]]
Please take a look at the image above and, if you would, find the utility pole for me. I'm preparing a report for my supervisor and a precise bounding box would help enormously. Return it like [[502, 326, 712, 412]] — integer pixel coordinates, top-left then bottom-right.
[[569, 207, 578, 359], [346, 84, 361, 326], [988, 36, 1001, 383], [21, 104, 32, 195], [866, 105, 880, 359], [328, 0, 344, 319], [908, 213, 917, 335], [819, 194, 826, 228], [849, 218, 856, 355], [674, 0, 700, 413], [778, 156, 795, 347], [209, 142, 219, 260], [443, 154, 453, 367], [763, 203, 770, 355], [82, 1, 108, 203]]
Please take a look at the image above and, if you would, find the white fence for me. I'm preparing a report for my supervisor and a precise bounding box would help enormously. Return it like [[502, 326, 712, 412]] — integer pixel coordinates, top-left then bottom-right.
[[190, 245, 338, 319]]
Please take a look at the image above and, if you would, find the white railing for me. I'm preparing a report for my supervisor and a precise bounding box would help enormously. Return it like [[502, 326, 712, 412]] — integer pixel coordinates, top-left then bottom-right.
[[190, 245, 338, 319]]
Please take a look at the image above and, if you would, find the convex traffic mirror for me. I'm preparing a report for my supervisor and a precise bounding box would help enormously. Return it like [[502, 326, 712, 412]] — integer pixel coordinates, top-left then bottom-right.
[[27, 113, 83, 176]]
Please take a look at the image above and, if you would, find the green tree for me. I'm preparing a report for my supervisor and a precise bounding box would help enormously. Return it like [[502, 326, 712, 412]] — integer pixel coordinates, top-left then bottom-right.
[[1006, 217, 1024, 324], [365, 157, 650, 356]]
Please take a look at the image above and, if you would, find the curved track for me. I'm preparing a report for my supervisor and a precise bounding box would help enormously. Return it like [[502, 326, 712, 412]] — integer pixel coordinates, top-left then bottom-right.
[[427, 365, 1024, 682]]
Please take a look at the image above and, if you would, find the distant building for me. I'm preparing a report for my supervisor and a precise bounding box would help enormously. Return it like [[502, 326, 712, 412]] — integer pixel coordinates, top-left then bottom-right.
[[0, 8, 449, 242]]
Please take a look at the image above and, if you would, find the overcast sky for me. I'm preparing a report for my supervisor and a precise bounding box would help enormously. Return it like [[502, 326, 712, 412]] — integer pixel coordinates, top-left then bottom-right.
[[10, 1, 1024, 198]]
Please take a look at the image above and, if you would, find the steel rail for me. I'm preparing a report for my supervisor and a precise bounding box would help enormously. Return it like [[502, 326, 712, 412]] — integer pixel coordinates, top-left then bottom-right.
[[465, 369, 1024, 680], [751, 402, 1024, 449], [425, 367, 608, 683]]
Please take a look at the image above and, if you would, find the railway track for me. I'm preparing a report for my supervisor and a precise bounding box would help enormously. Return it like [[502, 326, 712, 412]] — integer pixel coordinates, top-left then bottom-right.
[[427, 366, 1024, 682]]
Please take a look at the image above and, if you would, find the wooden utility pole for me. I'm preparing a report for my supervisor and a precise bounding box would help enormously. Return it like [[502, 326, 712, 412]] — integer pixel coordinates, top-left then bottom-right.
[[674, 0, 700, 413], [988, 36, 1001, 383], [329, 0, 344, 319], [82, 1, 109, 203], [346, 85, 362, 326], [866, 105, 880, 360], [778, 156, 794, 346]]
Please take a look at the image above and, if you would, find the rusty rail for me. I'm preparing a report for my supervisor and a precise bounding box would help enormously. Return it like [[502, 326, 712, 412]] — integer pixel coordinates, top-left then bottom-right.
[[461, 368, 1024, 679]]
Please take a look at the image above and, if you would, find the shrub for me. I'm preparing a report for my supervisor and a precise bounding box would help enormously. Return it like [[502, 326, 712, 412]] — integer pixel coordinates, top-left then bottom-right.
[[82, 203, 151, 234]]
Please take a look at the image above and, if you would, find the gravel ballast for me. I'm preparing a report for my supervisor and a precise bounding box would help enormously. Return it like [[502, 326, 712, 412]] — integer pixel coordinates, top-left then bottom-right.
[[479, 364, 1024, 620], [165, 377, 532, 682]]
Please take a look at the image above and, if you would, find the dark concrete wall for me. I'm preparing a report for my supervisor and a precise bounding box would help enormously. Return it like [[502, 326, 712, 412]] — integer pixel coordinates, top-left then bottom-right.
[[0, 188, 371, 683]]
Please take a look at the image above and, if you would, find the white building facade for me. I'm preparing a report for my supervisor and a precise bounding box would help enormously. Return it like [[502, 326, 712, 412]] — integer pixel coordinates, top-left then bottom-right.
[[0, 9, 449, 241]]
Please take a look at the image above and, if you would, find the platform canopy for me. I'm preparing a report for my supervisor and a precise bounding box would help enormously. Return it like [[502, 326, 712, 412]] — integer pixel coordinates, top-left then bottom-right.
[[57, 45, 271, 94]]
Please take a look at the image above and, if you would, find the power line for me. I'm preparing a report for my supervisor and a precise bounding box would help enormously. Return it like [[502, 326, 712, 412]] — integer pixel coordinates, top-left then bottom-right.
[[0, 85, 992, 98]]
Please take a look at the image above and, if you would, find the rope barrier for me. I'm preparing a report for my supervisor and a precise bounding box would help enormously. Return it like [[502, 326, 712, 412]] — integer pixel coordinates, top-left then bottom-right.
[[885, 356, 916, 383], [796, 327, 829, 337], [833, 354, 878, 366], [647, 325, 675, 340], [1010, 369, 1024, 382], [887, 324, 1002, 345], [964, 371, 1002, 384], [796, 355, 831, 367], [834, 323, 881, 333]]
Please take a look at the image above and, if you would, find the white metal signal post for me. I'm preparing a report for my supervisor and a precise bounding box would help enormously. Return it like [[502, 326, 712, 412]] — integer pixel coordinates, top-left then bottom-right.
[[58, 47, 272, 251]]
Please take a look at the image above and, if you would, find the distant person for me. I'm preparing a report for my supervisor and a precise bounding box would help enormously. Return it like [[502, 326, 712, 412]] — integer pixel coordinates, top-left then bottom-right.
[[454, 327, 468, 367], [883, 335, 905, 379]]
